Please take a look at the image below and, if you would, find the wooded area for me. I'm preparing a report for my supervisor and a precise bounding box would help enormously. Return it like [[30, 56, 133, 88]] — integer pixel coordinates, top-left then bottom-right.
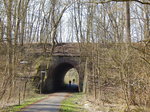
[[0, 0, 150, 111]]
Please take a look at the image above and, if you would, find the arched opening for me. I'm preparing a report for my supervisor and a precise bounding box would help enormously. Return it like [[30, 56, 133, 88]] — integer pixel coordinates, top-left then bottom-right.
[[52, 63, 79, 92], [64, 68, 79, 92]]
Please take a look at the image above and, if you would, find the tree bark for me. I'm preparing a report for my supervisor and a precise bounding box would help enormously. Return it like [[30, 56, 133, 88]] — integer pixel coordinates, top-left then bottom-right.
[[125, 2, 131, 43]]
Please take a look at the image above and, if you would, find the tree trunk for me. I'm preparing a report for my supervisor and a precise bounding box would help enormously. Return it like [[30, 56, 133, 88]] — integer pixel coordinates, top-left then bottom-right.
[[125, 2, 131, 43]]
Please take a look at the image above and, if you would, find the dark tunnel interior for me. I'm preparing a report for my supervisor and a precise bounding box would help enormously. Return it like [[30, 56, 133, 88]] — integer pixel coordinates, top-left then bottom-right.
[[52, 63, 79, 92]]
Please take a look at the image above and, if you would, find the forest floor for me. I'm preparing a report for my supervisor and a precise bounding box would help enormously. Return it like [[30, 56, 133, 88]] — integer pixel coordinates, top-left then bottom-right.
[[0, 93, 49, 112], [2, 91, 148, 112]]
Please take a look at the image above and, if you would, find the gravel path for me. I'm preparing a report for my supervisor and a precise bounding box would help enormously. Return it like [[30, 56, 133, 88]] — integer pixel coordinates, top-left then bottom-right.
[[21, 92, 70, 112]]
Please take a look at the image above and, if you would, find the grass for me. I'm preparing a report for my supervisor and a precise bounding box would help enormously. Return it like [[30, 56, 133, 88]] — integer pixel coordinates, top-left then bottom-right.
[[1, 94, 48, 112], [60, 93, 87, 112]]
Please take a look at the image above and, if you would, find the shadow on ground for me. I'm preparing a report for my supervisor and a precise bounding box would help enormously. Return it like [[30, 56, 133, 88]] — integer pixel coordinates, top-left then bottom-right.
[[54, 84, 79, 93]]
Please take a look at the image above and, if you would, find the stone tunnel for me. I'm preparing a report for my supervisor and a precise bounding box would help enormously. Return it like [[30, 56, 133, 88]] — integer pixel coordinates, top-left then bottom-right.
[[42, 55, 85, 93], [30, 43, 86, 93]]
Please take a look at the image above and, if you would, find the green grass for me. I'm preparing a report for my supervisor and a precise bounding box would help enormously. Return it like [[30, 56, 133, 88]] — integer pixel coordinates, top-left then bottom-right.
[[1, 94, 48, 112], [60, 93, 87, 112]]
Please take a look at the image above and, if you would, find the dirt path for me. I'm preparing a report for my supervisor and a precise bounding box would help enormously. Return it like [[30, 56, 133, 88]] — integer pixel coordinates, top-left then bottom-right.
[[21, 92, 71, 112]]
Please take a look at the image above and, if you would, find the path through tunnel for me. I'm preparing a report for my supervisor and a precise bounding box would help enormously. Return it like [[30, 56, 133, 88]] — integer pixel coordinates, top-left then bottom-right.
[[52, 62, 79, 92]]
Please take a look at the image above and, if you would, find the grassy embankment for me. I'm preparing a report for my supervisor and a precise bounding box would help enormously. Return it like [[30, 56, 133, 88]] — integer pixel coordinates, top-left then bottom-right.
[[1, 94, 48, 112], [60, 93, 87, 112]]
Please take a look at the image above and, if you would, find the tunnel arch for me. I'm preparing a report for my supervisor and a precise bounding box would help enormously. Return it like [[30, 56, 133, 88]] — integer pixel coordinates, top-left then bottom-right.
[[43, 56, 84, 93]]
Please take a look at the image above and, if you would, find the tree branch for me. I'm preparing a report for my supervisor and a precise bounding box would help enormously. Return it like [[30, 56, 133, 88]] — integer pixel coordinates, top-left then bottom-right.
[[81, 0, 150, 5]]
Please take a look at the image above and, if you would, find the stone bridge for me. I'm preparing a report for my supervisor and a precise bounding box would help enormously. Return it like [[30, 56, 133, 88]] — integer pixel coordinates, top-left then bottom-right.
[[33, 43, 85, 93]]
